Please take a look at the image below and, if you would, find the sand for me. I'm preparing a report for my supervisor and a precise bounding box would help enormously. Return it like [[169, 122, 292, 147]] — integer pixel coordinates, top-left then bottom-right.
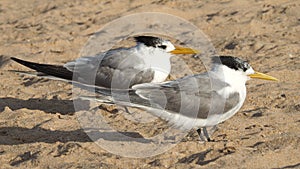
[[0, 0, 299, 168]]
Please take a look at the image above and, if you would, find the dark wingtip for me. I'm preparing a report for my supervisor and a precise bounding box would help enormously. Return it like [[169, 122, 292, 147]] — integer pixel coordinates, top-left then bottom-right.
[[10, 57, 35, 68], [10, 57, 19, 62], [10, 57, 25, 64], [11, 57, 74, 81]]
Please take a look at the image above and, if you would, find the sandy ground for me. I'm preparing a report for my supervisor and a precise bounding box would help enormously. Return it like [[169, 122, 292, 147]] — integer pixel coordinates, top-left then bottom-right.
[[0, 0, 299, 168]]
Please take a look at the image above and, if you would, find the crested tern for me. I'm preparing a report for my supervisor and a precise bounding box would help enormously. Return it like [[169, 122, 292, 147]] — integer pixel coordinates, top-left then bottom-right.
[[11, 35, 198, 89], [81, 56, 278, 141]]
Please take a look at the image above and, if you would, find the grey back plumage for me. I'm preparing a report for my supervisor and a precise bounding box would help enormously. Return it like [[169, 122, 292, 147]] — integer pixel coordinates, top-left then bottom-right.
[[64, 47, 155, 89], [99, 72, 240, 120], [135, 73, 240, 119]]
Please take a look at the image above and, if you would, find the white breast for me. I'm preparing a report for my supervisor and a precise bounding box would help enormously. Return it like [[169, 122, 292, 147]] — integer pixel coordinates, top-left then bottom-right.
[[151, 69, 170, 83], [137, 45, 172, 83]]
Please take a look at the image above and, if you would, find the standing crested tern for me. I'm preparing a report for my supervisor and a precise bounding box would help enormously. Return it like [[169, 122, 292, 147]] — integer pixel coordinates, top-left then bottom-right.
[[82, 56, 278, 140], [10, 36, 198, 89]]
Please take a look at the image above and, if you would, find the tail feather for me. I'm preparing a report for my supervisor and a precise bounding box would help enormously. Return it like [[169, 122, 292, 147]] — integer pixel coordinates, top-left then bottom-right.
[[10, 57, 116, 94], [11, 57, 73, 81]]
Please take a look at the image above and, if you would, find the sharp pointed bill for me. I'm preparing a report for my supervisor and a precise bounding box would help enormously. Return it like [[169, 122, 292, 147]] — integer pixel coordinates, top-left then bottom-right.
[[170, 46, 199, 54], [249, 71, 278, 81]]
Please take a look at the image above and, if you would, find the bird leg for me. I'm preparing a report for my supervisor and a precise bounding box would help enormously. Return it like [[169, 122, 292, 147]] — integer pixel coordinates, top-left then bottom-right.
[[123, 106, 133, 114], [197, 128, 211, 142], [197, 126, 218, 142]]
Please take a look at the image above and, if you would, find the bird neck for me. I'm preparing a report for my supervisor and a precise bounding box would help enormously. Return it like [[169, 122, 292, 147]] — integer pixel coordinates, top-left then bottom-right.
[[211, 65, 248, 108], [136, 43, 172, 69], [211, 64, 249, 88], [135, 43, 172, 83]]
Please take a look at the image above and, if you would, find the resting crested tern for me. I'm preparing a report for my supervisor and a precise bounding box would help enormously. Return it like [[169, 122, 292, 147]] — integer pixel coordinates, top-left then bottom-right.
[[82, 56, 278, 140], [11, 36, 198, 89]]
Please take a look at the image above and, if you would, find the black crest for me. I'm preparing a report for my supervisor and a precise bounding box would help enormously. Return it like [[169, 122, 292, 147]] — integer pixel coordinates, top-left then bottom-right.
[[212, 56, 250, 72], [134, 36, 163, 47]]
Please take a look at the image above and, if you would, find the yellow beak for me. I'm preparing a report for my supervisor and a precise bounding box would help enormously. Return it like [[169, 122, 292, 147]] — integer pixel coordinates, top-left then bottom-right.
[[170, 46, 199, 54], [248, 71, 278, 81]]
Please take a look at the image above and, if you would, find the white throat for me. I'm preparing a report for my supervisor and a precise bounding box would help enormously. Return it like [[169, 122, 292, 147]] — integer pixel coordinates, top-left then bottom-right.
[[211, 64, 249, 109], [136, 44, 173, 82]]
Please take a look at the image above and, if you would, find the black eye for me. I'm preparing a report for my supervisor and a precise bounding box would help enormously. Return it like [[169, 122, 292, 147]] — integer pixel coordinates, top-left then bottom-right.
[[158, 45, 167, 49], [242, 63, 249, 72]]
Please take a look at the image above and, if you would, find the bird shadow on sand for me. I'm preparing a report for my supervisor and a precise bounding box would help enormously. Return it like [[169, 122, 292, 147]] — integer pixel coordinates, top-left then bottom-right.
[[0, 97, 151, 145], [177, 149, 220, 165], [178, 146, 235, 166], [0, 125, 148, 145], [0, 97, 90, 115]]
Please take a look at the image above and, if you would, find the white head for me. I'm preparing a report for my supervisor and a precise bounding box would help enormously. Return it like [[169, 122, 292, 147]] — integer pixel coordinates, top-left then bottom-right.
[[134, 36, 198, 56], [133, 36, 199, 83], [211, 56, 278, 86]]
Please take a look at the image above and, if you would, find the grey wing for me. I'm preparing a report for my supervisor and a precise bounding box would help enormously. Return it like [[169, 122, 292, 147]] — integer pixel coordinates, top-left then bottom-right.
[[132, 73, 240, 120], [64, 48, 155, 88]]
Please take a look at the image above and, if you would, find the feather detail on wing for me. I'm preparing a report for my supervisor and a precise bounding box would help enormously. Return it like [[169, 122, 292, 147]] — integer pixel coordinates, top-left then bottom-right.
[[82, 73, 241, 129]]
